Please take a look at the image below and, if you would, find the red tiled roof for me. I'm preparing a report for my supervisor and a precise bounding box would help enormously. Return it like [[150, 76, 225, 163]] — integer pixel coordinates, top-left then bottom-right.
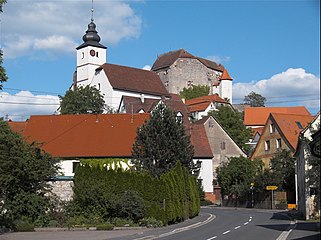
[[244, 106, 311, 127], [185, 94, 228, 112], [252, 127, 264, 138], [151, 49, 224, 72], [98, 63, 169, 97], [220, 68, 233, 81], [271, 113, 314, 150], [10, 114, 149, 158], [190, 124, 213, 158], [7, 121, 27, 134]]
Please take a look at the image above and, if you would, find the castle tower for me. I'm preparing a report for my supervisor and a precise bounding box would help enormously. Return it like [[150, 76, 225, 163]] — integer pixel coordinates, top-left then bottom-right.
[[219, 68, 233, 104], [75, 19, 106, 87]]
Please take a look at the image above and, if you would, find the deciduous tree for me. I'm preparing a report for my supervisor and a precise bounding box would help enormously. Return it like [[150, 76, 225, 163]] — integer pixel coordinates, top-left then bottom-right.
[[59, 85, 107, 114], [0, 119, 59, 226], [208, 105, 252, 153], [243, 91, 266, 107], [179, 85, 210, 100], [0, 0, 8, 89]]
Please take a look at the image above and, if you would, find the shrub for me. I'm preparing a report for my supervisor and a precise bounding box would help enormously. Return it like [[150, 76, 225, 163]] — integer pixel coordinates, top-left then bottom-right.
[[140, 217, 163, 228], [111, 218, 135, 227], [96, 223, 114, 230], [13, 218, 34, 232]]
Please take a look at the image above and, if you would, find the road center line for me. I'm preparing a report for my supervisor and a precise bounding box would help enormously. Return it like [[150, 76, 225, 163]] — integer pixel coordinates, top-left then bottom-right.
[[223, 230, 231, 235], [206, 236, 217, 240], [234, 225, 241, 229], [244, 222, 249, 225]]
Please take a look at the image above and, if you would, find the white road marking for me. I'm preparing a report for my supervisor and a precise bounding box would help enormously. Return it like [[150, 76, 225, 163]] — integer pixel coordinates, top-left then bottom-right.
[[223, 230, 231, 235], [207, 236, 217, 240], [244, 222, 249, 225], [249, 218, 252, 222], [234, 225, 241, 229]]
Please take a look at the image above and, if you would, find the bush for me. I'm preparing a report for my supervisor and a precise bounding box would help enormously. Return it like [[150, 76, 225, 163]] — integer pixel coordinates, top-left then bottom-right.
[[96, 223, 114, 230], [140, 217, 163, 228], [111, 218, 136, 227], [13, 218, 34, 232]]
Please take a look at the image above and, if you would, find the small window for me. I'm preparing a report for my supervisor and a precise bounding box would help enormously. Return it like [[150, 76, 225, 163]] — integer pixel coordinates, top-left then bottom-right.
[[270, 123, 276, 133], [296, 121, 303, 129], [276, 138, 282, 149], [265, 140, 270, 151], [96, 52, 99, 57], [72, 162, 80, 173], [176, 112, 183, 124], [187, 81, 193, 87], [165, 81, 169, 87], [221, 142, 226, 150]]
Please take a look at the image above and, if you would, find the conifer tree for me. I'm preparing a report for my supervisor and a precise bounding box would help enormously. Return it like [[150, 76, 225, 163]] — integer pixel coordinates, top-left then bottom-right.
[[132, 103, 196, 177]]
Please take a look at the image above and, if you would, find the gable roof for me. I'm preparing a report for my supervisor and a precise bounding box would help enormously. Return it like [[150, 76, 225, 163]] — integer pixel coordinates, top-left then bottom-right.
[[151, 49, 224, 72], [190, 124, 213, 158], [271, 113, 314, 150], [220, 68, 233, 81], [186, 94, 229, 112], [10, 114, 149, 158], [97, 63, 170, 97], [244, 106, 311, 127]]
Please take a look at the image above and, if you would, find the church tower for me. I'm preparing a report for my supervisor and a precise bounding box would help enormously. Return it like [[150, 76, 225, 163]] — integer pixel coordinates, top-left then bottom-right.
[[75, 19, 106, 87], [219, 68, 233, 104]]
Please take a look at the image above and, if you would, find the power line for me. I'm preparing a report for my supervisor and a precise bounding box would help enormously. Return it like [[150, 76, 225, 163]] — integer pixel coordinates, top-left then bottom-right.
[[0, 101, 59, 106]]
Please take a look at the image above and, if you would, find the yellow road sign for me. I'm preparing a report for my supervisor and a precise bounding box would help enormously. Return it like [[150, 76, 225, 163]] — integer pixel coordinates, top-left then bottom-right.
[[266, 186, 278, 190]]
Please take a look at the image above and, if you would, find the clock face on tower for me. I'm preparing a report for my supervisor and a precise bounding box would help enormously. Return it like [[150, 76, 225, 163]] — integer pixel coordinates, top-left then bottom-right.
[[90, 49, 96, 57]]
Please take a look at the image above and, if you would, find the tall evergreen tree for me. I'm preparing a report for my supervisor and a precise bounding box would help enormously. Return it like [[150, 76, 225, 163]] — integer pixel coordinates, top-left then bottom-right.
[[132, 103, 196, 177]]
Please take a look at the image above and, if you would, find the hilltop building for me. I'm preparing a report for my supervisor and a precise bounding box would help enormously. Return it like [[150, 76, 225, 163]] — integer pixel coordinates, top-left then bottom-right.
[[151, 49, 233, 103]]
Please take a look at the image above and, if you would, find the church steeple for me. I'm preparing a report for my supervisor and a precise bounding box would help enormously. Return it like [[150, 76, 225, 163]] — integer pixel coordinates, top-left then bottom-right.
[[75, 1, 107, 85], [76, 20, 106, 50]]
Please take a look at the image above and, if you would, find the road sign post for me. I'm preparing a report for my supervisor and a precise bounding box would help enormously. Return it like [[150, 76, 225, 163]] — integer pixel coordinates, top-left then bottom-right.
[[250, 182, 254, 208], [266, 186, 278, 209]]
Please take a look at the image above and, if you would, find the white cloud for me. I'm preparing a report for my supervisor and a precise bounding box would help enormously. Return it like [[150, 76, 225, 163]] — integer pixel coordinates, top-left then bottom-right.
[[206, 55, 231, 64], [0, 91, 60, 121], [2, 1, 142, 58], [142, 65, 151, 70], [233, 68, 320, 112]]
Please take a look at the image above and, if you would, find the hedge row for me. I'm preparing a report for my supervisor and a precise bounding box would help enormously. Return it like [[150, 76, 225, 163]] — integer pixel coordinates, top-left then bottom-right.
[[71, 160, 200, 225]]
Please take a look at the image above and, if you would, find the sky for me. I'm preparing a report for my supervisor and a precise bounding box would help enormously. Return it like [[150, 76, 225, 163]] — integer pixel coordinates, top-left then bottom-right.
[[0, 0, 320, 121]]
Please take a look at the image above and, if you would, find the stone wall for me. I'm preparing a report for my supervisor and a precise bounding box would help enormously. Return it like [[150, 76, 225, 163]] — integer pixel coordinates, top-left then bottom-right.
[[156, 58, 220, 94], [49, 180, 74, 202]]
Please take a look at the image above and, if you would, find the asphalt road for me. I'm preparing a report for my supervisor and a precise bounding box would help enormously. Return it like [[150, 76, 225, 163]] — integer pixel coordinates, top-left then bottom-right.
[[1, 207, 319, 240]]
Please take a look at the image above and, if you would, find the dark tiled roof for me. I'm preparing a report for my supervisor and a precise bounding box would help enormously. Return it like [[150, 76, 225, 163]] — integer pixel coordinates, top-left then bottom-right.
[[98, 63, 170, 97], [190, 124, 213, 158], [151, 49, 224, 72]]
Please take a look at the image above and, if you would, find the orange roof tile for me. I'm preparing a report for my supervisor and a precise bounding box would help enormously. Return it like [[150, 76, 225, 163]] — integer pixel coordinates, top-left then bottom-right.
[[271, 113, 314, 150], [220, 68, 233, 81], [185, 94, 228, 112], [244, 106, 311, 127], [7, 121, 28, 134], [11, 114, 149, 158]]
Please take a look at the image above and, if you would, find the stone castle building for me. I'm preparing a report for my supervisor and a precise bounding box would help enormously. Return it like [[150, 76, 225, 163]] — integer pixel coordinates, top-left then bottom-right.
[[151, 49, 233, 103]]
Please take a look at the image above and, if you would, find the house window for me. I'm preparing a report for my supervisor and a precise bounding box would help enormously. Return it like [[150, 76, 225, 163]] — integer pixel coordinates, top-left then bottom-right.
[[265, 140, 270, 151], [187, 81, 193, 87], [165, 81, 169, 87], [296, 121, 303, 129], [221, 142, 226, 150], [72, 161, 80, 173], [176, 112, 183, 124], [276, 138, 282, 149], [270, 123, 276, 133]]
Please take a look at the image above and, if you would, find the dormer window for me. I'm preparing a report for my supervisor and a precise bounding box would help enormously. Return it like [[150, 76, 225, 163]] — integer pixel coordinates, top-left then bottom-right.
[[176, 112, 183, 124], [270, 123, 276, 133]]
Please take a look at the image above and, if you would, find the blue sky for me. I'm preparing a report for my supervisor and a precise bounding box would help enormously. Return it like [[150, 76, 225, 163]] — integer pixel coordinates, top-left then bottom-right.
[[1, 0, 320, 120]]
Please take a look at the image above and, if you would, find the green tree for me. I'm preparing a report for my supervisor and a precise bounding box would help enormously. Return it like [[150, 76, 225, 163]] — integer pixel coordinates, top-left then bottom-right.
[[132, 103, 197, 177], [208, 105, 252, 153], [179, 85, 210, 100], [216, 156, 259, 198], [269, 149, 295, 193], [59, 85, 107, 114], [243, 91, 266, 107], [0, 0, 8, 89], [0, 119, 59, 227]]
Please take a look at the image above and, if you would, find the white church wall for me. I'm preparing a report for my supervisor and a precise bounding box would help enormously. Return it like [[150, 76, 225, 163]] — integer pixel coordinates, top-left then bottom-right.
[[195, 158, 213, 193]]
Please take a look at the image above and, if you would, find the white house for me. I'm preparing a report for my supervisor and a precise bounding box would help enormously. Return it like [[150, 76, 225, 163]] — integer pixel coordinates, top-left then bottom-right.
[[294, 111, 320, 219]]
